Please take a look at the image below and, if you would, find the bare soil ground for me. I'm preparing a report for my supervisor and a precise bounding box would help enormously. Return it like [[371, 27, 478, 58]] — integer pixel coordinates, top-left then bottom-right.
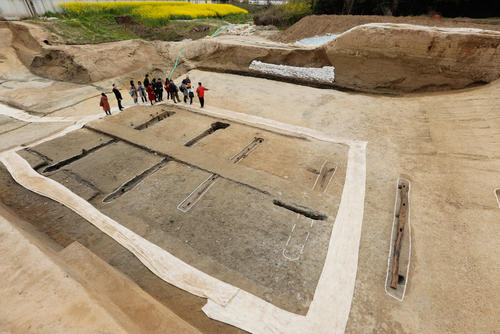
[[275, 14, 500, 42], [0, 14, 499, 334]]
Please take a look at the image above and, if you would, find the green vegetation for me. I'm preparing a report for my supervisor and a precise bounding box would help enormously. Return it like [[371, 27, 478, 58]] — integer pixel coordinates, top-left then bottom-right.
[[36, 13, 232, 44], [254, 0, 500, 28], [59, 1, 251, 27], [253, 0, 312, 27], [310, 0, 500, 17]]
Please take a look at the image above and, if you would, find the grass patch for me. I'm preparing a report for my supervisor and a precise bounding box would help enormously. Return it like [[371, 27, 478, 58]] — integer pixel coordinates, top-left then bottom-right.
[[35, 13, 233, 44], [253, 0, 312, 28]]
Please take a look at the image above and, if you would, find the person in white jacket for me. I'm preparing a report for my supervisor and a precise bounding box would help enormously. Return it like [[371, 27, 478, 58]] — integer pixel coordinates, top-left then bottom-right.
[[186, 83, 194, 105]]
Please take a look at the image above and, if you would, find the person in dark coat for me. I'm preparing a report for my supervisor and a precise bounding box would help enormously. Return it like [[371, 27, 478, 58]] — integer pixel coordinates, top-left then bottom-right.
[[169, 79, 180, 103], [165, 78, 171, 100], [99, 93, 111, 115], [112, 83, 124, 111], [155, 78, 163, 102], [144, 74, 150, 88], [181, 75, 191, 86]]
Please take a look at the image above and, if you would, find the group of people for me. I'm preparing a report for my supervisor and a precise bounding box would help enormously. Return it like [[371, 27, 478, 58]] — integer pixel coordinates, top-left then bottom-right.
[[99, 74, 209, 115]]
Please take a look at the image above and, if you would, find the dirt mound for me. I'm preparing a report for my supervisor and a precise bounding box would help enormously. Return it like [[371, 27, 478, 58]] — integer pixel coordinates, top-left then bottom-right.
[[31, 49, 91, 83], [178, 38, 329, 73], [6, 21, 170, 84], [323, 23, 500, 92], [276, 15, 500, 43], [34, 39, 164, 83]]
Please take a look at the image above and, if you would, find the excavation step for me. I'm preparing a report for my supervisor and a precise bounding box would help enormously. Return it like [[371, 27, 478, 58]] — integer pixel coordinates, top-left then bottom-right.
[[385, 178, 411, 301], [43, 139, 117, 173], [103, 158, 170, 203], [177, 137, 264, 212], [312, 160, 337, 193], [184, 122, 230, 147], [134, 111, 175, 130]]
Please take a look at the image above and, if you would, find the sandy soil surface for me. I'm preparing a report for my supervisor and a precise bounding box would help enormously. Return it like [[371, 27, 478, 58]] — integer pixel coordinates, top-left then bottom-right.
[[276, 14, 500, 42], [0, 14, 499, 334], [179, 69, 500, 333]]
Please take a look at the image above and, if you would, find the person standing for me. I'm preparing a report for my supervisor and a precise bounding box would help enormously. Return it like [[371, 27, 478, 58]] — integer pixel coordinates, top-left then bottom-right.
[[182, 75, 191, 86], [112, 83, 124, 111], [165, 78, 171, 100], [146, 84, 156, 105], [99, 93, 111, 115], [156, 78, 163, 102], [129, 80, 138, 104], [187, 83, 194, 105], [144, 74, 150, 89], [180, 81, 188, 103], [137, 81, 147, 103], [151, 79, 157, 102], [169, 79, 180, 104], [196, 82, 209, 108]]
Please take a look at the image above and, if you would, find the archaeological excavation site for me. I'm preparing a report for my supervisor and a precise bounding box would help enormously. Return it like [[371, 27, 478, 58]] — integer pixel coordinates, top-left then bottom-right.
[[0, 4, 499, 334]]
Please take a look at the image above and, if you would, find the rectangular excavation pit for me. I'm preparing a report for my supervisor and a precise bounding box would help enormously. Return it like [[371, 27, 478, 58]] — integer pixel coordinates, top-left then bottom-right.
[[95, 162, 334, 315], [103, 158, 170, 203], [184, 122, 230, 147], [43, 139, 118, 173], [134, 110, 175, 130], [385, 178, 411, 301]]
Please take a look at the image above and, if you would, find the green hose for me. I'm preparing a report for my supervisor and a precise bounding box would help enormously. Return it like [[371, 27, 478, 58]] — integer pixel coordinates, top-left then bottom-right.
[[168, 47, 186, 81], [210, 25, 228, 37], [169, 25, 228, 80]]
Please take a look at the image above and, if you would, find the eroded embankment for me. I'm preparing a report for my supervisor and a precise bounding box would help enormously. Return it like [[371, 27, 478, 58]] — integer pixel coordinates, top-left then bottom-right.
[[4, 21, 329, 86], [5, 20, 500, 93], [321, 23, 500, 93]]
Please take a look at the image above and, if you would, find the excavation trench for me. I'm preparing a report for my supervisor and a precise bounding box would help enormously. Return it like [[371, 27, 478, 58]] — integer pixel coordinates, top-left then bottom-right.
[[103, 158, 170, 203], [230, 137, 264, 164], [184, 122, 230, 147], [134, 111, 175, 130], [43, 139, 118, 173], [273, 200, 328, 221], [177, 137, 265, 212]]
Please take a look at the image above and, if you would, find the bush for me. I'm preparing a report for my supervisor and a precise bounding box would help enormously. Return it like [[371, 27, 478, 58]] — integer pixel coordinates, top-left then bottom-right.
[[254, 0, 312, 27]]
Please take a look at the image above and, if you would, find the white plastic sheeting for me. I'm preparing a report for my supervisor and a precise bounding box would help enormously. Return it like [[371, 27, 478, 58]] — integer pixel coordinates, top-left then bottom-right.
[[296, 34, 340, 46], [249, 60, 335, 84], [0, 0, 62, 18]]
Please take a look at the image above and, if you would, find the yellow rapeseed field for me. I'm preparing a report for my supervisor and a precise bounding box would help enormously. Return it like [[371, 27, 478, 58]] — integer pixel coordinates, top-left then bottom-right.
[[60, 1, 248, 23]]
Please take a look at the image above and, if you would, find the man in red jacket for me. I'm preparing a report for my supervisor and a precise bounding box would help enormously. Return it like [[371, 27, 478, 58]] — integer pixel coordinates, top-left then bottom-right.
[[196, 82, 209, 108]]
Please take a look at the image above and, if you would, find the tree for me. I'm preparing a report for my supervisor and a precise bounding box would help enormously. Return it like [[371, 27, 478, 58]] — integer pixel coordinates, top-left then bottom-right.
[[312, 0, 344, 14]]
